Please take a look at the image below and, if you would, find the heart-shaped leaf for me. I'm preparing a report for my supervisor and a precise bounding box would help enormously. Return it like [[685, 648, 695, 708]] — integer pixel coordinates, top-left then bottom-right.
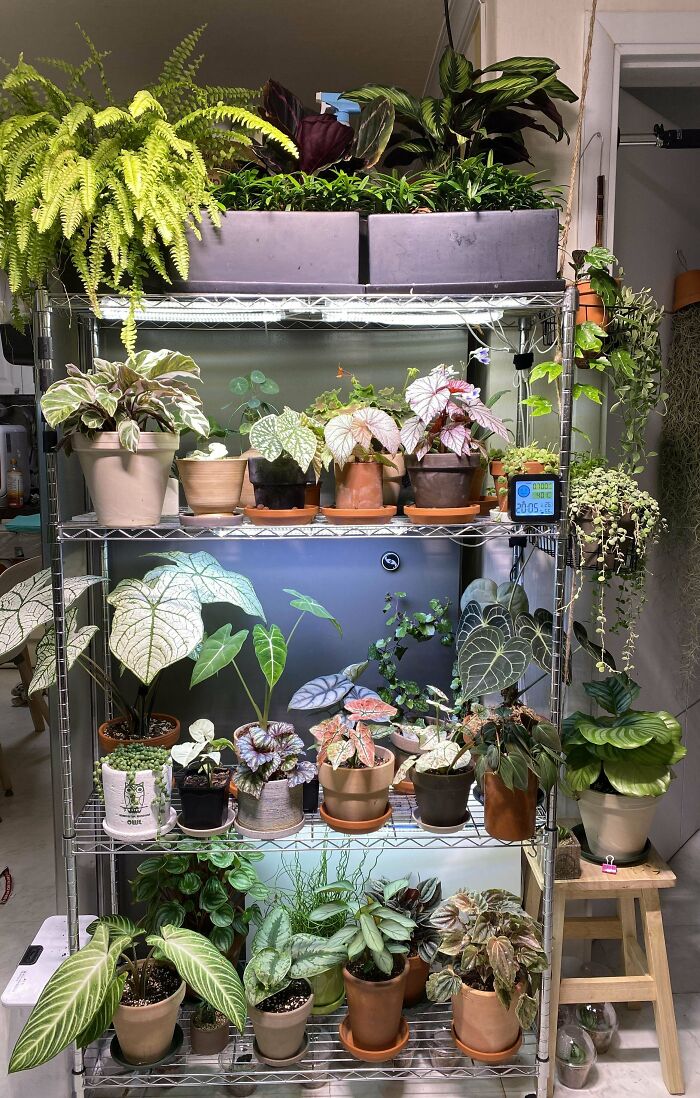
[[288, 672, 352, 711], [515, 609, 553, 672], [252, 624, 287, 688], [457, 600, 514, 647], [108, 571, 203, 685], [145, 552, 264, 620], [275, 407, 317, 471], [249, 413, 283, 461], [0, 571, 102, 661], [344, 697, 397, 722], [458, 625, 531, 698], [190, 624, 249, 687], [28, 608, 98, 695]]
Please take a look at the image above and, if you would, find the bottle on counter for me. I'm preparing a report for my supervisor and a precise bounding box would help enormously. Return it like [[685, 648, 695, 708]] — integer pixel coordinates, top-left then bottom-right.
[[6, 457, 24, 509]]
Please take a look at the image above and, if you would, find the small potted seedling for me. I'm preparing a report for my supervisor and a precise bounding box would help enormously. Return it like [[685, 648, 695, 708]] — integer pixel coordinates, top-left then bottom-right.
[[556, 1024, 597, 1089], [171, 719, 235, 833], [191, 1001, 231, 1055], [95, 743, 175, 841]]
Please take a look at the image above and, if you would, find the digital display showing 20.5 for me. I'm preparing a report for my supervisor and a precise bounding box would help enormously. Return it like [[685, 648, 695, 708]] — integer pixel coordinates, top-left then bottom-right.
[[512, 479, 556, 518]]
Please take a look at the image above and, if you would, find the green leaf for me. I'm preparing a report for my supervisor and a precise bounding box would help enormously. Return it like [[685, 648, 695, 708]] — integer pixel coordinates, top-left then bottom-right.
[[40, 376, 96, 427], [439, 48, 474, 95], [0, 570, 102, 664], [353, 96, 395, 169], [564, 746, 601, 792], [343, 84, 421, 122], [604, 758, 671, 797], [359, 913, 384, 954], [573, 383, 603, 405], [229, 376, 250, 395], [251, 946, 291, 989], [521, 395, 553, 417], [515, 609, 553, 673], [471, 74, 540, 108], [108, 571, 203, 686], [76, 972, 127, 1049], [529, 360, 561, 384], [419, 96, 450, 140], [458, 625, 531, 698], [254, 909, 292, 954], [274, 407, 317, 471], [283, 589, 341, 635], [249, 413, 283, 461], [29, 608, 98, 695], [190, 624, 249, 687], [252, 623, 287, 688], [153, 926, 246, 1030], [144, 551, 264, 620], [308, 900, 352, 922], [117, 417, 140, 452]]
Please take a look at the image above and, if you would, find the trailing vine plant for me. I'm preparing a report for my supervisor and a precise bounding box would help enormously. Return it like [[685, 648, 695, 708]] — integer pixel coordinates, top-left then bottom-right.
[[93, 744, 170, 827], [368, 592, 454, 719]]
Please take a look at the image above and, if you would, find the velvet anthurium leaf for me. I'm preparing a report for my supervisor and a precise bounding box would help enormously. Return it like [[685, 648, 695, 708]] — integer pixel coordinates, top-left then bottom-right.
[[457, 600, 514, 648], [515, 609, 553, 673], [458, 625, 531, 698]]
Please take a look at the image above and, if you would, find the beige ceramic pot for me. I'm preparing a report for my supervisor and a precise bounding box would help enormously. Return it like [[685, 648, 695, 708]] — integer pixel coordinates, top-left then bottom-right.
[[578, 788, 660, 860], [334, 461, 384, 509], [383, 453, 405, 507], [320, 745, 394, 823], [249, 986, 314, 1061], [452, 981, 523, 1057], [177, 457, 246, 514], [162, 477, 180, 518], [113, 967, 185, 1065], [73, 431, 178, 527]]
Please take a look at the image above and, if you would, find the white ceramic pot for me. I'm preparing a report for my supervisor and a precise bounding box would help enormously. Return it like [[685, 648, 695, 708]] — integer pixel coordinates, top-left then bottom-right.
[[102, 761, 176, 840], [162, 477, 180, 518], [72, 431, 179, 527], [579, 788, 660, 860]]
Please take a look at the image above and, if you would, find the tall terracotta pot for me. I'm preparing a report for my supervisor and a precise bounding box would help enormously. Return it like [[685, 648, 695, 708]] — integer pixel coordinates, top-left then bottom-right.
[[576, 280, 608, 328], [238, 447, 260, 509], [484, 771, 538, 841], [177, 457, 246, 514], [334, 461, 383, 509], [452, 981, 523, 1059], [249, 986, 314, 1061], [73, 431, 178, 527], [320, 745, 394, 824], [404, 954, 430, 1007], [113, 966, 185, 1065], [343, 959, 408, 1053]]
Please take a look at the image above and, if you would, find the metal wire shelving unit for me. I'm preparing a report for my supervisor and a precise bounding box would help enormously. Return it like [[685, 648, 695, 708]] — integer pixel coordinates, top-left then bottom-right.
[[34, 285, 577, 1098]]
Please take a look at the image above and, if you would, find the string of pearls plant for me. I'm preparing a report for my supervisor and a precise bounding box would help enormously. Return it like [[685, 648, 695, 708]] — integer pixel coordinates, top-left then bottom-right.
[[93, 744, 170, 824]]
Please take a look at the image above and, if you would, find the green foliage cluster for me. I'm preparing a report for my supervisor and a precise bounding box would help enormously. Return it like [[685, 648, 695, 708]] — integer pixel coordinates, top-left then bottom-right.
[[368, 592, 455, 718]]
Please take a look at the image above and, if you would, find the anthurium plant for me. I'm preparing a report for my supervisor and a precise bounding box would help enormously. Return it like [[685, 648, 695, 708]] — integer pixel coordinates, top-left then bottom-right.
[[243, 907, 346, 1007], [8, 917, 246, 1073], [401, 362, 508, 460], [309, 878, 418, 977], [310, 697, 397, 769]]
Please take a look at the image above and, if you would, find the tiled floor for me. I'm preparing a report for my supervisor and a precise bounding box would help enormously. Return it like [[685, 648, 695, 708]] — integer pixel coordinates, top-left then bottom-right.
[[0, 661, 699, 1096]]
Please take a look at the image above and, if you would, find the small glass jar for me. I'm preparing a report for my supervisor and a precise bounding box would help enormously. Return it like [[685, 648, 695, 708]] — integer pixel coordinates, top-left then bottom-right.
[[575, 1002, 617, 1054], [556, 1024, 596, 1089], [428, 1026, 462, 1072], [218, 1037, 257, 1097]]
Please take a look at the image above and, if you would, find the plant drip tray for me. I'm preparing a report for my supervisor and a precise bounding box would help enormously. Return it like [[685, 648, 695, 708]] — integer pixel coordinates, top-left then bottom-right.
[[102, 807, 177, 841], [451, 1024, 522, 1064], [404, 504, 480, 525], [319, 802, 392, 834], [177, 805, 235, 837], [411, 807, 470, 835], [110, 1023, 184, 1069], [244, 506, 318, 526], [573, 823, 652, 867], [338, 1015, 410, 1062], [180, 512, 242, 527], [321, 506, 396, 525], [233, 815, 305, 840], [254, 1033, 309, 1067]]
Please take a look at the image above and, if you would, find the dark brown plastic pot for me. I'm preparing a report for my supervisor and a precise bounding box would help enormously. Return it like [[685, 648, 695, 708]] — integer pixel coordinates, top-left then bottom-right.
[[343, 959, 408, 1053], [484, 771, 538, 841], [177, 767, 231, 830], [334, 461, 384, 509], [413, 765, 475, 827], [406, 453, 480, 508], [98, 714, 180, 755], [404, 954, 430, 1007], [247, 455, 308, 510], [190, 1014, 230, 1054]]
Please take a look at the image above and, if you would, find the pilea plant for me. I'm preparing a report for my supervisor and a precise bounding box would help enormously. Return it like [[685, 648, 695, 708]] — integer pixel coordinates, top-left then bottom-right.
[[310, 878, 418, 977], [310, 697, 397, 769], [368, 592, 455, 719], [366, 875, 442, 963], [401, 361, 509, 460], [93, 744, 169, 821], [243, 907, 345, 1007], [426, 888, 547, 1029], [224, 370, 280, 437]]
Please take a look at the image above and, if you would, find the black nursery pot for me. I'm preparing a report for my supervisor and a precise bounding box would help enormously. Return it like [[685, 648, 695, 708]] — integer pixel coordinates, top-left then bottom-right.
[[303, 777, 320, 814], [247, 455, 308, 510], [177, 767, 231, 830], [413, 766, 475, 827]]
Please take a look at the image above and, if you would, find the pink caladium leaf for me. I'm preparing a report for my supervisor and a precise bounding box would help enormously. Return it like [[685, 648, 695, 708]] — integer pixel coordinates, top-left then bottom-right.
[[351, 721, 376, 768], [328, 736, 356, 769], [310, 714, 346, 765], [344, 697, 397, 723], [405, 366, 453, 423]]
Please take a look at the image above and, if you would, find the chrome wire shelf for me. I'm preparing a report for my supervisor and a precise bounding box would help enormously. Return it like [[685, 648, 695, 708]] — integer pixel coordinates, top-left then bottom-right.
[[73, 789, 545, 855], [59, 513, 560, 544], [82, 1004, 538, 1088]]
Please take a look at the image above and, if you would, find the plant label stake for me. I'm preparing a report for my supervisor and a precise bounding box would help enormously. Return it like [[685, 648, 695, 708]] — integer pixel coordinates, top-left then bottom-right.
[[602, 855, 617, 875]]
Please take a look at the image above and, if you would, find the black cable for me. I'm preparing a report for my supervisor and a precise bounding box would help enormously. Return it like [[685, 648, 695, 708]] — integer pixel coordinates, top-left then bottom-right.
[[443, 0, 454, 48]]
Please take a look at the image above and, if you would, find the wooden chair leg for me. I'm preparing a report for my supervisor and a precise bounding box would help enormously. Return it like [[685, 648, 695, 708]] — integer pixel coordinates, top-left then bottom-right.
[[640, 889, 685, 1094], [619, 895, 643, 1010], [547, 891, 566, 1098], [15, 647, 45, 733], [522, 850, 542, 920], [0, 743, 12, 795]]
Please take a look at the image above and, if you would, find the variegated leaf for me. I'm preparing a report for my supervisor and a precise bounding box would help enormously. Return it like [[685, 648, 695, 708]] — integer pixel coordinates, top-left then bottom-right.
[[40, 376, 97, 427], [324, 413, 358, 467], [0, 571, 102, 660], [458, 625, 531, 698], [144, 552, 264, 619], [28, 608, 98, 695], [275, 407, 317, 472], [108, 571, 203, 685], [405, 366, 453, 423], [252, 624, 287, 688], [249, 414, 283, 462], [152, 926, 245, 1030], [344, 697, 397, 723], [399, 414, 427, 456]]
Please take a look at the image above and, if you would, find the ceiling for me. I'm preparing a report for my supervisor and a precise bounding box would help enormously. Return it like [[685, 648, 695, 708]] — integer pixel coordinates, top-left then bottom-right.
[[1, 0, 456, 107]]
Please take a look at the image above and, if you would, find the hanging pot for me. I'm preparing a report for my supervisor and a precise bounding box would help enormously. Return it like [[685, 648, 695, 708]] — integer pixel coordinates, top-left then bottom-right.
[[319, 745, 394, 825], [673, 270, 700, 312], [113, 964, 185, 1065], [406, 453, 480, 509], [247, 455, 308, 510], [343, 959, 408, 1055], [72, 431, 178, 527], [578, 788, 660, 860], [576, 280, 609, 329], [334, 461, 384, 510], [451, 980, 524, 1061], [484, 771, 538, 841], [177, 457, 246, 514]]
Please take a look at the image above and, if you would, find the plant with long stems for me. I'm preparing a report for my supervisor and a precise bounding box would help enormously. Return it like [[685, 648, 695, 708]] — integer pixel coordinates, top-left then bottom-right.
[[392, 685, 474, 786]]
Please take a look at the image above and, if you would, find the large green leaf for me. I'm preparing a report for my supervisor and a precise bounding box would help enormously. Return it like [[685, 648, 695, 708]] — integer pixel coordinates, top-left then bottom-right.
[[9, 924, 112, 1073], [254, 909, 292, 953], [604, 758, 671, 797], [359, 913, 384, 954], [479, 56, 559, 77], [152, 926, 246, 1030], [28, 608, 98, 695], [76, 972, 127, 1049], [343, 84, 422, 122], [459, 579, 528, 617], [108, 571, 203, 685], [145, 551, 264, 619], [353, 96, 394, 169], [0, 571, 102, 660], [252, 624, 287, 688], [275, 407, 317, 471], [190, 624, 249, 687], [515, 609, 553, 673], [458, 625, 531, 698], [457, 601, 514, 647], [563, 746, 601, 792], [40, 376, 96, 426], [419, 96, 451, 140], [471, 74, 540, 108], [289, 943, 347, 979], [578, 712, 671, 749], [584, 676, 639, 715], [439, 48, 474, 95], [283, 589, 341, 634]]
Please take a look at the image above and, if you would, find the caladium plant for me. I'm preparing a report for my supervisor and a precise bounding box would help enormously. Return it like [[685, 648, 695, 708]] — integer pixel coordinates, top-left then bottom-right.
[[323, 405, 401, 467], [233, 723, 317, 799], [310, 697, 397, 770], [401, 363, 508, 461], [171, 719, 235, 784], [40, 350, 209, 453]]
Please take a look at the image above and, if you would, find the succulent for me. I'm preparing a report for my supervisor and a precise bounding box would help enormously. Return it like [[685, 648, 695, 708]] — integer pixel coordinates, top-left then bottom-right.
[[366, 876, 442, 963], [426, 888, 547, 1029], [234, 723, 316, 799], [243, 908, 345, 1007], [310, 878, 418, 977], [401, 361, 508, 460], [310, 697, 397, 770]]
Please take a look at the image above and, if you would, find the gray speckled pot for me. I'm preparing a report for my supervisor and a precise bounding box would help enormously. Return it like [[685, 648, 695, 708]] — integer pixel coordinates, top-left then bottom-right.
[[236, 777, 303, 837]]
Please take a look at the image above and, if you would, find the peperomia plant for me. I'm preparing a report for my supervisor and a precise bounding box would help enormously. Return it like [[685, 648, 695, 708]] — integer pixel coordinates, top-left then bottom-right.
[[243, 907, 346, 1007], [366, 876, 442, 964], [426, 888, 547, 1029], [41, 350, 209, 453], [401, 362, 508, 460], [248, 407, 329, 478], [233, 723, 316, 799], [310, 878, 418, 977], [310, 697, 397, 769]]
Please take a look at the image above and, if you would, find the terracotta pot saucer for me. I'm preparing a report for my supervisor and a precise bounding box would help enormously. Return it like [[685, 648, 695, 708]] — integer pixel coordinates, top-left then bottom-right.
[[393, 779, 414, 795], [404, 504, 479, 525], [181, 512, 242, 527], [338, 1015, 409, 1063], [321, 505, 396, 525], [234, 814, 305, 840], [244, 505, 318, 526], [254, 1033, 309, 1067], [319, 802, 392, 834], [451, 1024, 522, 1064], [177, 805, 235, 838], [411, 807, 470, 835], [110, 1023, 184, 1069]]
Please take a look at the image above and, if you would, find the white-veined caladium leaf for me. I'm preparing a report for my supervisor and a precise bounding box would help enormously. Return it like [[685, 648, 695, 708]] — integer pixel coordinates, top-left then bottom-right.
[[457, 600, 514, 648], [324, 407, 400, 467], [288, 672, 353, 711], [144, 551, 264, 620], [458, 625, 531, 698], [28, 608, 98, 695], [249, 413, 283, 462], [108, 571, 203, 685], [0, 571, 103, 661], [275, 407, 317, 472]]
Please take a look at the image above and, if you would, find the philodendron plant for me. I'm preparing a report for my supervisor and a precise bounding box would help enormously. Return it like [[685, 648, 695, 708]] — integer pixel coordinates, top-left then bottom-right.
[[243, 908, 346, 1007], [562, 676, 685, 797], [8, 916, 246, 1073], [426, 888, 547, 1029], [249, 407, 329, 478], [41, 349, 209, 453], [309, 878, 418, 976]]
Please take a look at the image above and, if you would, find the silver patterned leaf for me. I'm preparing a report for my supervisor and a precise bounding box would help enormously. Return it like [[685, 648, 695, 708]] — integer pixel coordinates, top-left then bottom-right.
[[458, 625, 531, 698], [29, 608, 98, 695], [457, 600, 514, 648], [515, 609, 553, 673], [144, 551, 264, 620], [288, 673, 353, 711], [108, 571, 203, 685]]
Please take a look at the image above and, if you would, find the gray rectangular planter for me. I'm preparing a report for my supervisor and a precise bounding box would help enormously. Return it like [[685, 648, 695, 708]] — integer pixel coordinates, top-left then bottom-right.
[[179, 211, 361, 292], [367, 209, 559, 289]]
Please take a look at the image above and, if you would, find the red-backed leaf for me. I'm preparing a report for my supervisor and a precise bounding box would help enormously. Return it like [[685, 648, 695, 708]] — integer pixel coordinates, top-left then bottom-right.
[[479, 134, 532, 165], [310, 714, 346, 766], [344, 697, 397, 723], [263, 79, 305, 143], [297, 114, 353, 173], [351, 722, 376, 768], [520, 90, 565, 141]]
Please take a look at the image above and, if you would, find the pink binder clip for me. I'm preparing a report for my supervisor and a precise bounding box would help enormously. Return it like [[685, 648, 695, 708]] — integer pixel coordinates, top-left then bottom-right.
[[602, 855, 617, 875]]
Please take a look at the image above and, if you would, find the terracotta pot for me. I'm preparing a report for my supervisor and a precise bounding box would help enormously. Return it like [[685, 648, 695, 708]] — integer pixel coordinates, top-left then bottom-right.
[[113, 967, 185, 1065], [190, 1015, 230, 1055], [406, 452, 480, 508], [404, 954, 430, 1007], [413, 765, 475, 827], [320, 745, 394, 823], [496, 461, 545, 513], [177, 457, 246, 514], [490, 460, 508, 511], [578, 788, 660, 860], [484, 771, 538, 841], [98, 714, 180, 755], [343, 959, 408, 1053], [249, 985, 314, 1061], [383, 453, 405, 507], [334, 461, 383, 510], [576, 280, 609, 329], [73, 431, 178, 528], [673, 269, 700, 312], [470, 465, 486, 502], [309, 963, 345, 1014], [452, 980, 523, 1058], [305, 482, 321, 508], [247, 455, 308, 510]]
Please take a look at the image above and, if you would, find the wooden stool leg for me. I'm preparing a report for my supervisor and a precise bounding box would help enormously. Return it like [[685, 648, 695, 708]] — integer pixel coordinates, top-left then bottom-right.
[[547, 891, 566, 1098], [0, 743, 12, 795], [15, 647, 45, 733], [523, 849, 542, 920], [619, 895, 643, 1011], [640, 889, 685, 1094]]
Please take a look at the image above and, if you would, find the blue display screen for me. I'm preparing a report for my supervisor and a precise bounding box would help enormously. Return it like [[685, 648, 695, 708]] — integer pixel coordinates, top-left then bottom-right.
[[513, 479, 556, 518]]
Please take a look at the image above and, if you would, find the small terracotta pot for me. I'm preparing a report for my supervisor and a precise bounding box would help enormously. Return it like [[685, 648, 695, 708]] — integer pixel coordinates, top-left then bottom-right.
[[334, 461, 384, 509], [490, 460, 508, 511], [484, 771, 538, 841], [404, 954, 430, 1007], [343, 959, 408, 1053], [113, 967, 185, 1065], [413, 765, 475, 828], [190, 1015, 230, 1055], [98, 714, 180, 755], [383, 453, 405, 507], [406, 452, 480, 509], [305, 482, 322, 508], [496, 460, 545, 512], [673, 269, 700, 312], [452, 980, 523, 1058], [576, 280, 609, 329], [320, 745, 394, 823], [249, 986, 314, 1061], [177, 457, 246, 514]]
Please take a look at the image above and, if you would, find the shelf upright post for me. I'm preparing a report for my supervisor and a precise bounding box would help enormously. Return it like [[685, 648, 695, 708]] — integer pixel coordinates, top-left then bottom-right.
[[536, 284, 577, 1098]]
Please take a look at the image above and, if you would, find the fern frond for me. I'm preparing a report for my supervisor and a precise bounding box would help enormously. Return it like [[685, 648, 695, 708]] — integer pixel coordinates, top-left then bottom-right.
[[129, 89, 166, 119], [174, 104, 298, 156], [93, 106, 130, 128], [156, 26, 208, 87]]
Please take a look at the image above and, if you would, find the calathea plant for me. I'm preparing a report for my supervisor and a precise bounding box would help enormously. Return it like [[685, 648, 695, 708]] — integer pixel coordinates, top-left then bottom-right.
[[243, 907, 346, 1007], [309, 878, 418, 976], [366, 875, 442, 964]]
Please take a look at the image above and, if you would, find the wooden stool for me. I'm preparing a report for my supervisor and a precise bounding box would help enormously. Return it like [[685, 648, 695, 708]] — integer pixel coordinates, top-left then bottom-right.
[[522, 842, 684, 1097]]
